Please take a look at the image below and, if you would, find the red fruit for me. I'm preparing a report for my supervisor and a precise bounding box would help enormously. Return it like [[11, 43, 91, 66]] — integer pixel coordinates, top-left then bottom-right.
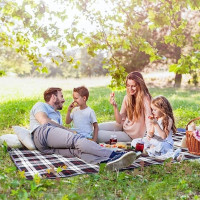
[[148, 115, 154, 119]]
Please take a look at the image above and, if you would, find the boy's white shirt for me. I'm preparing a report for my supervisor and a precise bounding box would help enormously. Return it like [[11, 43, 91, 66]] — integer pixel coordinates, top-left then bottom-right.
[[70, 106, 97, 138]]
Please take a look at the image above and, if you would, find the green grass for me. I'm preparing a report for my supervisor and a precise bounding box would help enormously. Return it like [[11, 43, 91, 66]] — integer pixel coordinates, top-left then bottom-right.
[[0, 78, 200, 199]]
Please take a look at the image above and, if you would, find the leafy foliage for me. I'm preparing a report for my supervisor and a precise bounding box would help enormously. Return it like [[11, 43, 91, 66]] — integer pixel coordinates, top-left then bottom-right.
[[0, 0, 200, 88], [0, 0, 73, 72], [0, 47, 32, 75], [67, 0, 200, 88]]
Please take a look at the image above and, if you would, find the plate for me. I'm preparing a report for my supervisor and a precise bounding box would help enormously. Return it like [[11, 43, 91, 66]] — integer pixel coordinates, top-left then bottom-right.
[[99, 142, 127, 150]]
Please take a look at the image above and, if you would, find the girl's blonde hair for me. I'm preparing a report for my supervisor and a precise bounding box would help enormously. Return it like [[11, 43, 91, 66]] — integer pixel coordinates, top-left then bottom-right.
[[151, 96, 176, 135], [126, 71, 151, 121]]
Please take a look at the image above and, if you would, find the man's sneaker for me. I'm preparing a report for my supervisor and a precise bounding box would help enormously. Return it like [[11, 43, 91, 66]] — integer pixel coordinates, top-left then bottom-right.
[[105, 151, 138, 171]]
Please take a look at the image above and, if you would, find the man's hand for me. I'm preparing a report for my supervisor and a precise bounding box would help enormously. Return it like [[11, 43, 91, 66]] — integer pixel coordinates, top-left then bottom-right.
[[35, 112, 51, 125], [35, 111, 70, 131]]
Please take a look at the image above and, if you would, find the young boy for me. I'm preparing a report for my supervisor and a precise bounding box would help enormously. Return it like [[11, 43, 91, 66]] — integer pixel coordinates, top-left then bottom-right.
[[66, 86, 98, 142]]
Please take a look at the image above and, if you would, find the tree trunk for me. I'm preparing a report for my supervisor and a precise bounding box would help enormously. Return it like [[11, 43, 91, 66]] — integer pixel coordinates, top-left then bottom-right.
[[173, 11, 183, 88], [174, 73, 182, 88], [174, 44, 182, 87]]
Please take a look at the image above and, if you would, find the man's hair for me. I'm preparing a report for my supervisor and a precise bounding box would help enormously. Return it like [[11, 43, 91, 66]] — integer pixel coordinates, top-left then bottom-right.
[[44, 87, 62, 102], [73, 86, 89, 101]]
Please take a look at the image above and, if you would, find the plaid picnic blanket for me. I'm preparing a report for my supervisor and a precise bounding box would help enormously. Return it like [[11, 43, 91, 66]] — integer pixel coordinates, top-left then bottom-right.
[[8, 148, 99, 180], [8, 131, 200, 180]]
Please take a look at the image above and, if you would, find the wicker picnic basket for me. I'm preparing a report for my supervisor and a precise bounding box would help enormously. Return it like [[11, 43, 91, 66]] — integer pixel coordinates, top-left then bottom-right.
[[186, 117, 200, 155]]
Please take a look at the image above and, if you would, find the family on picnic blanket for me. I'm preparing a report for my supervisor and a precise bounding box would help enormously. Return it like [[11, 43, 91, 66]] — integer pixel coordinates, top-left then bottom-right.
[[30, 71, 183, 171]]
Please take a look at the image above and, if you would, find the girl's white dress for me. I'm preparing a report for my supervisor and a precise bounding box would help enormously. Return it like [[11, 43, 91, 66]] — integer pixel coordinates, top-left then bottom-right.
[[132, 118, 174, 157], [145, 118, 174, 156]]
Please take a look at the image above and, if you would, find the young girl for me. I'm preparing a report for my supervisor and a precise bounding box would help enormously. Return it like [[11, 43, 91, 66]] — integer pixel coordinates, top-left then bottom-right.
[[144, 95, 177, 156]]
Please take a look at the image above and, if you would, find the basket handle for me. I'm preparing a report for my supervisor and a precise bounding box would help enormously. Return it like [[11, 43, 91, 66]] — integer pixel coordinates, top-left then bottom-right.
[[186, 116, 200, 130]]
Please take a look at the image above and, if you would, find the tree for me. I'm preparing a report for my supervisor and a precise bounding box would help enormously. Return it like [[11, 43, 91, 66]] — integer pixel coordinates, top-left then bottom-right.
[[168, 10, 200, 86], [0, 0, 71, 73], [67, 0, 200, 88], [59, 47, 108, 78], [1, 0, 200, 89], [0, 47, 32, 75]]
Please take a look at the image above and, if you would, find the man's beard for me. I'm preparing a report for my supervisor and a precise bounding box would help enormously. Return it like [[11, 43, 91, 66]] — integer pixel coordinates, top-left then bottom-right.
[[54, 98, 63, 110]]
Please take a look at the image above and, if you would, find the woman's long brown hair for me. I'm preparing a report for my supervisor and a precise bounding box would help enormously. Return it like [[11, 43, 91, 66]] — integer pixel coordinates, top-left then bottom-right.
[[151, 96, 176, 135], [126, 71, 151, 121]]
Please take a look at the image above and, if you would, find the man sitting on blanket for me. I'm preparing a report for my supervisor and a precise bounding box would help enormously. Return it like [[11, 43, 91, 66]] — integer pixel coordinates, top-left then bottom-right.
[[30, 87, 137, 171]]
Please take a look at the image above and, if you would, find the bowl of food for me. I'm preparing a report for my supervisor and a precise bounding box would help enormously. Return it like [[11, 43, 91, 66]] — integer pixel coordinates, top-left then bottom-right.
[[116, 142, 127, 149]]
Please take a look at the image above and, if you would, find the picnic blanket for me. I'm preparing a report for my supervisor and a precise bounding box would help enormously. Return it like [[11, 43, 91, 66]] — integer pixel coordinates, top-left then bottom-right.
[[8, 131, 200, 180], [8, 148, 99, 180]]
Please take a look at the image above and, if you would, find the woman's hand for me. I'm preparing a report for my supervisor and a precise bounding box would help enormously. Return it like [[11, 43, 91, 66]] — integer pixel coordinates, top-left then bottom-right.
[[110, 92, 117, 107]]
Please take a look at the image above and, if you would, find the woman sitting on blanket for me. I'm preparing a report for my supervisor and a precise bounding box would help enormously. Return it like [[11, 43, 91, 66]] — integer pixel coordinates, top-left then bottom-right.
[[98, 71, 152, 142], [132, 95, 182, 159]]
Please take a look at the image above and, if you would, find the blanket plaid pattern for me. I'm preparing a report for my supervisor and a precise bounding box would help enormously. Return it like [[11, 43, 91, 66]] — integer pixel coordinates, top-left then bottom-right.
[[8, 131, 200, 180], [8, 148, 99, 180], [125, 131, 200, 169]]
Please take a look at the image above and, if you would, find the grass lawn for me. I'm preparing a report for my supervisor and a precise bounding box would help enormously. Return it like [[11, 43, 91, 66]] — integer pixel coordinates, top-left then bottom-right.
[[0, 77, 200, 200]]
